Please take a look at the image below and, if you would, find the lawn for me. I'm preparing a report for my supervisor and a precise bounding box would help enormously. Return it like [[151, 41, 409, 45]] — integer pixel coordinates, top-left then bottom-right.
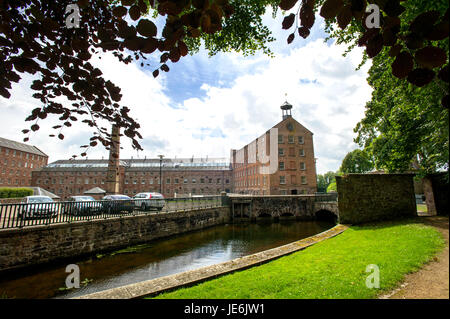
[[151, 218, 445, 299], [417, 204, 428, 213]]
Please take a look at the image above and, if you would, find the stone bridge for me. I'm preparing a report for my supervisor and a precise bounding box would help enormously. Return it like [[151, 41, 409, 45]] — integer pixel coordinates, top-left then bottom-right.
[[227, 194, 339, 221]]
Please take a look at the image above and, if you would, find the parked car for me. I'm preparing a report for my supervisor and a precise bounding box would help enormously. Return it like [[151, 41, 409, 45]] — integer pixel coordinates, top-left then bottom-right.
[[19, 195, 58, 219], [133, 192, 165, 211], [101, 194, 134, 214], [63, 196, 102, 216]]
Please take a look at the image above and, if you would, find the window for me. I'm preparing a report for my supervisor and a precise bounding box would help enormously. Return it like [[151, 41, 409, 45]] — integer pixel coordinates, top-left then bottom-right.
[[288, 135, 294, 144], [301, 176, 307, 184], [217, 178, 221, 184], [279, 162, 285, 170], [174, 178, 179, 184], [299, 149, 305, 156], [226, 179, 230, 184], [278, 135, 284, 144], [298, 136, 304, 144], [184, 178, 188, 184], [192, 178, 196, 184], [280, 176, 286, 184], [166, 178, 170, 184], [200, 178, 205, 183], [278, 148, 284, 156], [150, 178, 154, 184], [300, 162, 306, 170], [209, 178, 212, 183]]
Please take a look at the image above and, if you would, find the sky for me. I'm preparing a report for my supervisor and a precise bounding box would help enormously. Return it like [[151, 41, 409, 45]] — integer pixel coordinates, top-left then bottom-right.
[[0, 7, 373, 175]]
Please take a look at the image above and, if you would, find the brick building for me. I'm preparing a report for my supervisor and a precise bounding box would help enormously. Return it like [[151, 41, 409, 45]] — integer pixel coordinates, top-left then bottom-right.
[[231, 101, 317, 195], [0, 137, 48, 187], [31, 157, 232, 199]]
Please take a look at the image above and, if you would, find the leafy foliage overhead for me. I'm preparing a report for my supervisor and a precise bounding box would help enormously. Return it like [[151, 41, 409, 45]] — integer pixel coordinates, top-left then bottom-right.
[[281, 0, 449, 108], [0, 0, 238, 156]]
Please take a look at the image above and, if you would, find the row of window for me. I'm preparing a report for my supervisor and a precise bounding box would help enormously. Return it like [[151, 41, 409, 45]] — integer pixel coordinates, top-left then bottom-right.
[[278, 135, 304, 144], [279, 162, 306, 171], [36, 177, 231, 186], [235, 175, 308, 187], [279, 175, 308, 185], [0, 147, 46, 162], [279, 148, 305, 157], [0, 178, 29, 185], [1, 169, 32, 177], [235, 176, 268, 188]]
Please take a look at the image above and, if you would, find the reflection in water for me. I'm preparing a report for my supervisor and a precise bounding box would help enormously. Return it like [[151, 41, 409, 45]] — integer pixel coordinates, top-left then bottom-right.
[[0, 220, 334, 299]]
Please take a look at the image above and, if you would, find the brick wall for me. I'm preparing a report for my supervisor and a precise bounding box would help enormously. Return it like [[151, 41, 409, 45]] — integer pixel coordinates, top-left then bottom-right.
[[0, 146, 48, 187], [336, 174, 417, 224], [0, 207, 231, 272]]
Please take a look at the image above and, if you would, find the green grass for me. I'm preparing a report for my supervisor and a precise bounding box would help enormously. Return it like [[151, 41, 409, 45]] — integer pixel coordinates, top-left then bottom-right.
[[417, 204, 428, 213], [151, 218, 445, 299]]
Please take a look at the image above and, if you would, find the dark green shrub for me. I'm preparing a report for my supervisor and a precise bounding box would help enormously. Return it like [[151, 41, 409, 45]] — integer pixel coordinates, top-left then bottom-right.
[[0, 187, 34, 199]]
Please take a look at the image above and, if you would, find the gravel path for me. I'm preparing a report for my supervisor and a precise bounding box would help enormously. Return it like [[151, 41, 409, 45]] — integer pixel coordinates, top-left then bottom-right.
[[379, 216, 449, 299]]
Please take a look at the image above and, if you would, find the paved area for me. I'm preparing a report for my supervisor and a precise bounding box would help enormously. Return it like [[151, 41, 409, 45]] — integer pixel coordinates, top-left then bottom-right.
[[380, 216, 449, 299]]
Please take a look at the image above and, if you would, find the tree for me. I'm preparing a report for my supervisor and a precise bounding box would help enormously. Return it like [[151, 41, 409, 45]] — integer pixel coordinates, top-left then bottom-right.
[[340, 149, 374, 173], [317, 170, 338, 192], [282, 0, 448, 108], [326, 181, 336, 192], [349, 1, 449, 176]]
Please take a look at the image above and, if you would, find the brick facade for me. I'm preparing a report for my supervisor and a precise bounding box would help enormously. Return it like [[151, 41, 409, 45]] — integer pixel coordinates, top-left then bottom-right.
[[231, 105, 317, 195], [31, 158, 233, 199], [0, 137, 48, 187]]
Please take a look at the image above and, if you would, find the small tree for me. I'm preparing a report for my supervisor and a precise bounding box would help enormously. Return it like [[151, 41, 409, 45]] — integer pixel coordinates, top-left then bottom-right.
[[340, 149, 374, 174]]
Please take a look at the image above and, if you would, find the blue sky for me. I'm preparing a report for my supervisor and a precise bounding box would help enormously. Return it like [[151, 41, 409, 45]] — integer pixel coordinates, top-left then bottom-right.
[[0, 6, 372, 174]]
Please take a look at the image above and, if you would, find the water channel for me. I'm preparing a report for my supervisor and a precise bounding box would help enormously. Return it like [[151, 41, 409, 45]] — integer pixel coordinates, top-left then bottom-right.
[[0, 219, 335, 299]]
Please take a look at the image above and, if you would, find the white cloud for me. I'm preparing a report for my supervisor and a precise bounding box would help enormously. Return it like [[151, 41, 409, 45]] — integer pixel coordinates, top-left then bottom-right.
[[0, 20, 372, 175]]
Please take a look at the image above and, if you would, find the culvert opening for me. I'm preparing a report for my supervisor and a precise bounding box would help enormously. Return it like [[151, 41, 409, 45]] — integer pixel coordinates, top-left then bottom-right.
[[315, 210, 337, 224]]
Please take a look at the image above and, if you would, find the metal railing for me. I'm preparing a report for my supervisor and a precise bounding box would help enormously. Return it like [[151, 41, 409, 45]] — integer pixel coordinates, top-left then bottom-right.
[[0, 196, 223, 230]]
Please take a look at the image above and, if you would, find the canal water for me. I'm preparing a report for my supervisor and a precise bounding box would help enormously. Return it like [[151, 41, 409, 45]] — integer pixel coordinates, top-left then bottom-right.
[[0, 220, 334, 299]]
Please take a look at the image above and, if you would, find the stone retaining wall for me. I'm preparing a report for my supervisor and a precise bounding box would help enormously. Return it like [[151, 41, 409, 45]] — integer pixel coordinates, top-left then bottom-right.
[[0, 207, 230, 272], [336, 173, 417, 224]]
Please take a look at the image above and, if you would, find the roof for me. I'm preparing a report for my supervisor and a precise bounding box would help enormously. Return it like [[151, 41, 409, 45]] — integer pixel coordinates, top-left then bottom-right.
[[0, 137, 48, 157], [84, 187, 106, 194]]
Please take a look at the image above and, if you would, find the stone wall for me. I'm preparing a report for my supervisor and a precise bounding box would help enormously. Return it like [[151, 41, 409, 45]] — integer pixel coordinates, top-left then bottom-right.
[[229, 195, 337, 220], [336, 174, 417, 224], [0, 207, 230, 273], [423, 173, 449, 216]]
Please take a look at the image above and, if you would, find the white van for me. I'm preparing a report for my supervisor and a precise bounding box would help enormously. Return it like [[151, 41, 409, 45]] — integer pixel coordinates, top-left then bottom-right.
[[133, 192, 165, 211]]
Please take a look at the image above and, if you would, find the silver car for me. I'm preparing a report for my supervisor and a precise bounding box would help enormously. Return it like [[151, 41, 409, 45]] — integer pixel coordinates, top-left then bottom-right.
[[133, 192, 165, 211], [19, 195, 58, 219]]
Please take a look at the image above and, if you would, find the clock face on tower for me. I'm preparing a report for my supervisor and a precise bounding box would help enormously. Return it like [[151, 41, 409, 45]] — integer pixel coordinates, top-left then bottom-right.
[[287, 122, 294, 131]]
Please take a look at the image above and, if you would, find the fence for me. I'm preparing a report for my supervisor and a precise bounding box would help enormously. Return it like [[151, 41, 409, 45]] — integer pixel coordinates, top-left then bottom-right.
[[0, 196, 222, 230]]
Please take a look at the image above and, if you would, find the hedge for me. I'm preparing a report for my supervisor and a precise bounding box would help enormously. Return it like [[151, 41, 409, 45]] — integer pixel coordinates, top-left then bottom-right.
[[0, 187, 34, 199]]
